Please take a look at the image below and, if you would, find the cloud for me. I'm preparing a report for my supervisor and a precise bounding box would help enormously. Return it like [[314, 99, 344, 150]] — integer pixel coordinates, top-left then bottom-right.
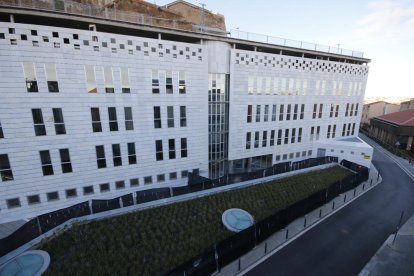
[[353, 0, 414, 41]]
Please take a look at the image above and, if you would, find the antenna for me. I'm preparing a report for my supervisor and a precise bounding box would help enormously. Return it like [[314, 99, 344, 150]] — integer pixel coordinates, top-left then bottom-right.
[[199, 2, 206, 27]]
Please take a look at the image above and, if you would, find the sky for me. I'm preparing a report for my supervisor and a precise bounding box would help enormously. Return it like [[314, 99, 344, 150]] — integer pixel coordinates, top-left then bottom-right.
[[155, 0, 414, 98]]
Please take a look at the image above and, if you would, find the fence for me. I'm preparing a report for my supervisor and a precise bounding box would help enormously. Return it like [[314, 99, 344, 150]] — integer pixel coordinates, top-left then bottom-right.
[[0, 156, 337, 258], [167, 160, 369, 275]]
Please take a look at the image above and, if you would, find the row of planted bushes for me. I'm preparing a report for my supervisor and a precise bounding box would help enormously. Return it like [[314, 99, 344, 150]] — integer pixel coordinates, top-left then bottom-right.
[[37, 166, 353, 275]]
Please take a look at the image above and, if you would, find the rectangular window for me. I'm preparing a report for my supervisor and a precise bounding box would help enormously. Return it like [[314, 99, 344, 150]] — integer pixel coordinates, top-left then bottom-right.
[[47, 192, 59, 201], [45, 64, 59, 92], [302, 80, 308, 95], [284, 129, 289, 144], [270, 130, 275, 146], [180, 106, 187, 127], [291, 128, 296, 143], [85, 65, 97, 93], [315, 80, 320, 95], [0, 121, 3, 138], [66, 189, 77, 198], [265, 77, 271, 94], [144, 176, 153, 184], [262, 131, 267, 147], [181, 138, 188, 158], [257, 77, 262, 94], [247, 105, 252, 123], [90, 108, 102, 132], [332, 124, 337, 138], [330, 104, 334, 118], [154, 106, 161, 128], [108, 107, 118, 131], [7, 198, 21, 209], [52, 108, 66, 135], [169, 139, 176, 159], [293, 104, 298, 120], [300, 104, 305, 119], [256, 105, 261, 122], [59, 148, 72, 173], [345, 103, 349, 117], [272, 105, 277, 121], [0, 154, 13, 181], [156, 140, 163, 161], [277, 129, 282, 145], [100, 183, 110, 192], [327, 125, 332, 139], [170, 172, 177, 180], [166, 70, 173, 94], [279, 104, 284, 121], [342, 124, 346, 136], [273, 77, 279, 95], [264, 105, 269, 122], [312, 104, 317, 119], [286, 104, 291, 120], [333, 81, 337, 96], [121, 68, 130, 93], [27, 195, 41, 205], [116, 180, 125, 189], [335, 105, 339, 117], [355, 104, 359, 116], [130, 178, 139, 187], [157, 174, 165, 183], [31, 109, 46, 136], [310, 126, 315, 141], [167, 106, 174, 128], [152, 69, 160, 94], [316, 126, 320, 140], [298, 128, 302, 143], [124, 107, 134, 130], [248, 76, 254, 94], [128, 142, 137, 164], [350, 104, 354, 116], [246, 132, 251, 149], [254, 131, 259, 148], [40, 150, 54, 176], [104, 67, 114, 93], [83, 186, 94, 195], [96, 145, 106, 168], [112, 144, 122, 166], [321, 80, 326, 95], [319, 104, 323, 118], [352, 123, 356, 135], [288, 78, 294, 95], [23, 63, 38, 92], [179, 71, 186, 94]]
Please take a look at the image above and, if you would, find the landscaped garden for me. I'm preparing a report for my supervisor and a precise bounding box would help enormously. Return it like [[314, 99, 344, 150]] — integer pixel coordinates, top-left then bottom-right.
[[37, 166, 352, 275]]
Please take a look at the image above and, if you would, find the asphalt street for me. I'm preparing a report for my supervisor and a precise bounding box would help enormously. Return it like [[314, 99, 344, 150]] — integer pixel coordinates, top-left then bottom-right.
[[246, 143, 414, 276]]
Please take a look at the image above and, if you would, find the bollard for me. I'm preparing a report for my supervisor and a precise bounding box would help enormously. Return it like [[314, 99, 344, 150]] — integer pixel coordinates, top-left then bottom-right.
[[304, 216, 307, 228], [319, 209, 322, 218], [286, 228, 289, 239], [377, 173, 380, 181], [363, 183, 365, 190], [343, 194, 347, 203], [238, 258, 241, 271], [370, 179, 373, 186], [332, 201, 335, 210], [264, 242, 267, 254], [354, 188, 356, 197]]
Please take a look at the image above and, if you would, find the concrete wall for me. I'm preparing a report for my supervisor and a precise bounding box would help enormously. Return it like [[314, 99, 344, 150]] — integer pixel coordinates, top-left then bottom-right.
[[361, 102, 400, 125]]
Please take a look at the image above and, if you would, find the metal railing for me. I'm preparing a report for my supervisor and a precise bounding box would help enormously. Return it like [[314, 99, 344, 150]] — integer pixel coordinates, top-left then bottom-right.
[[0, 0, 364, 58], [229, 29, 364, 58]]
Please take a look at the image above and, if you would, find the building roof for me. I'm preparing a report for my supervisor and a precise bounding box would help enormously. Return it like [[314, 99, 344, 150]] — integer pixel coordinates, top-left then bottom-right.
[[376, 109, 414, 127]]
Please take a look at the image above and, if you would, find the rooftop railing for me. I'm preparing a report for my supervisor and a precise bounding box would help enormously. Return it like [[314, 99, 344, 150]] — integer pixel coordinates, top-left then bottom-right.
[[229, 29, 364, 58], [0, 0, 364, 58]]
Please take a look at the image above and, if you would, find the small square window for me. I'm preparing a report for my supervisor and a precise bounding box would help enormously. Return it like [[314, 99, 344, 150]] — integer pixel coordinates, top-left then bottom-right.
[[144, 42, 148, 47], [83, 40, 89, 46], [330, 149, 334, 152], [157, 174, 165, 182], [52, 32, 59, 38], [92, 36, 98, 42], [100, 183, 110, 192], [10, 39, 17, 45], [102, 42, 107, 47], [128, 49, 133, 54], [74, 44, 80, 50], [169, 172, 177, 180], [66, 189, 77, 198], [136, 45, 141, 51], [151, 47, 156, 52], [64, 38, 70, 44], [32, 41, 39, 47], [192, 168, 199, 175], [128, 40, 132, 45], [21, 34, 27, 40], [73, 34, 79, 40], [43, 36, 49, 42], [54, 42, 60, 48], [94, 46, 99, 51], [120, 44, 125, 49], [8, 28, 15, 34], [0, 33, 4, 39], [31, 30, 37, 36], [275, 155, 281, 161], [181, 170, 188, 178], [308, 150, 312, 156], [130, 178, 139, 187], [116, 180, 125, 189], [6, 198, 20, 208], [289, 153, 294, 159], [144, 176, 152, 185], [282, 154, 288, 160], [112, 48, 117, 53], [340, 150, 344, 153], [173, 45, 177, 50], [110, 38, 116, 43], [83, 186, 94, 195], [47, 192, 59, 201], [27, 195, 41, 205]]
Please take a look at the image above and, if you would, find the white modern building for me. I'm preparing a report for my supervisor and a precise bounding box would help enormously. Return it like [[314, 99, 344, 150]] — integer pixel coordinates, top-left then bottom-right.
[[0, 0, 372, 223]]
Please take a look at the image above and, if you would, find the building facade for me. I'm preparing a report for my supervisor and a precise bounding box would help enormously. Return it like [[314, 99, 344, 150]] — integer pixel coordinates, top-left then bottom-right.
[[0, 1, 371, 222], [400, 99, 414, 111], [361, 101, 400, 127]]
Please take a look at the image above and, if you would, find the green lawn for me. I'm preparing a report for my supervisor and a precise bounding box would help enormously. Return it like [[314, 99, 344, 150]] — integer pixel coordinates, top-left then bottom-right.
[[38, 166, 352, 275]]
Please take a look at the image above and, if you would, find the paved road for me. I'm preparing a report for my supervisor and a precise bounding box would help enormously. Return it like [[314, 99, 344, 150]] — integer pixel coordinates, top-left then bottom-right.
[[246, 142, 414, 276]]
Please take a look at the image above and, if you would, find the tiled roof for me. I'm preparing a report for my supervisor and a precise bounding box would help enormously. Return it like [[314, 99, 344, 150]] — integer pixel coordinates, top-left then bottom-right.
[[376, 109, 414, 126]]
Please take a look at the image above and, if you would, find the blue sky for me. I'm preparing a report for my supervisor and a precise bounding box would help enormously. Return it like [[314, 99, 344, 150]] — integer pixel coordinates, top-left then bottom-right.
[[156, 0, 414, 98]]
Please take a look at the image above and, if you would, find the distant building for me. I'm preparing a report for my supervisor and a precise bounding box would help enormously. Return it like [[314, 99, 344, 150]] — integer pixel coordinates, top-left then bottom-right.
[[370, 109, 414, 151], [400, 99, 414, 111], [361, 101, 400, 127]]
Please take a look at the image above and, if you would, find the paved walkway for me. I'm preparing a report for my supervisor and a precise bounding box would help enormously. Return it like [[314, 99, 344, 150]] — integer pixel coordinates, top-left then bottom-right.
[[0, 220, 26, 239], [359, 134, 414, 276]]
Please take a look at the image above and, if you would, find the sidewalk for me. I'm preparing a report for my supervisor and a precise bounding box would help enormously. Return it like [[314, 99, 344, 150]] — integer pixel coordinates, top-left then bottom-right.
[[217, 164, 381, 276], [359, 134, 414, 276]]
